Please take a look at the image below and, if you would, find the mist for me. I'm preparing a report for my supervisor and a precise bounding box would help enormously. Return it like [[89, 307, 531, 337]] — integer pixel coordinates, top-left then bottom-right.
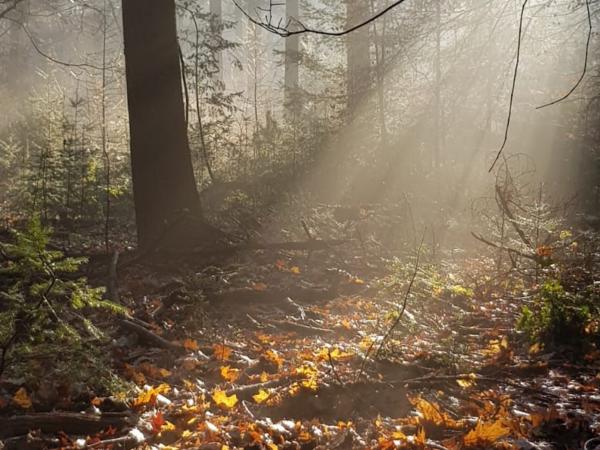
[[1, 1, 600, 448]]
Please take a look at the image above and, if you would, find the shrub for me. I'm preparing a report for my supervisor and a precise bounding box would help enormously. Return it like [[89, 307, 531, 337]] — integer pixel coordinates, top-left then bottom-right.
[[517, 279, 599, 347], [0, 217, 125, 392]]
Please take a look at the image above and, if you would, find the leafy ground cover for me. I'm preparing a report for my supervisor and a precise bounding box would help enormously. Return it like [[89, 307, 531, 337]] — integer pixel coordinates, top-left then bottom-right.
[[1, 216, 599, 450]]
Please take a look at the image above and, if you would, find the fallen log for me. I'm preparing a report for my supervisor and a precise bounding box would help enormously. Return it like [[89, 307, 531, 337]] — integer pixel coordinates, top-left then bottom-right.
[[0, 412, 134, 439], [209, 286, 332, 305], [118, 238, 350, 269], [118, 319, 183, 351]]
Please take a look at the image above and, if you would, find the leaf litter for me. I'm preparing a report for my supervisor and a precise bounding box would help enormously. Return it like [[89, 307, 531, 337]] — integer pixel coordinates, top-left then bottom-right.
[[1, 234, 599, 450]]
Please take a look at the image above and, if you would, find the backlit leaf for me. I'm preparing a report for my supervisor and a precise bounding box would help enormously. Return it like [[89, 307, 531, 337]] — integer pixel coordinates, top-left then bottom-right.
[[213, 343, 232, 361], [212, 389, 238, 410], [13, 388, 32, 409], [183, 338, 199, 351], [463, 419, 510, 446], [253, 389, 270, 404], [220, 365, 240, 382]]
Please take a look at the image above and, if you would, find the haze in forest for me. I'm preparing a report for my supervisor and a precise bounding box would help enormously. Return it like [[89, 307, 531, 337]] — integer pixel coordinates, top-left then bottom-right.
[[0, 0, 598, 249]]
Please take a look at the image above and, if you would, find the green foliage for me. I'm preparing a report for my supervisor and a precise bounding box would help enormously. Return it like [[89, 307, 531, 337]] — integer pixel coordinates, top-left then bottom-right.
[[0, 217, 125, 390], [517, 279, 600, 347]]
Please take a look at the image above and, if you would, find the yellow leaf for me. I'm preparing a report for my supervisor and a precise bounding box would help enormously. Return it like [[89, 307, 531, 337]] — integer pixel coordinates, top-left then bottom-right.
[[253, 389, 270, 404], [133, 384, 171, 407], [264, 349, 283, 367], [463, 419, 510, 446], [290, 266, 301, 275], [391, 430, 407, 439], [183, 338, 199, 351], [220, 365, 240, 382], [352, 278, 365, 285], [456, 373, 477, 388], [162, 421, 176, 432], [301, 377, 318, 391], [212, 389, 238, 410], [359, 336, 374, 352], [529, 342, 541, 354], [267, 444, 278, 450], [13, 387, 32, 409]]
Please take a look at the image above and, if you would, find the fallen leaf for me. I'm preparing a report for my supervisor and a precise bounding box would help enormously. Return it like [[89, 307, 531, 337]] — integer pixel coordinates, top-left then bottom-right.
[[183, 338, 199, 351], [12, 387, 32, 409], [133, 384, 170, 407], [213, 344, 232, 361], [252, 282, 268, 291], [212, 389, 238, 410], [463, 419, 510, 446], [264, 349, 283, 367], [151, 412, 165, 434], [253, 389, 270, 404], [220, 365, 240, 382], [457, 373, 477, 388]]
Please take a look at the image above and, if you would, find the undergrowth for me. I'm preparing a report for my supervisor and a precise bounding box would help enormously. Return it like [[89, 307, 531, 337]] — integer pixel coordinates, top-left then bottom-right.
[[0, 217, 126, 394]]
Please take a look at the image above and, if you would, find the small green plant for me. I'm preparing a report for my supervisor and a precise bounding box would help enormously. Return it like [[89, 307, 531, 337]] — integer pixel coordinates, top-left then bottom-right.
[[517, 279, 599, 347], [0, 217, 125, 392]]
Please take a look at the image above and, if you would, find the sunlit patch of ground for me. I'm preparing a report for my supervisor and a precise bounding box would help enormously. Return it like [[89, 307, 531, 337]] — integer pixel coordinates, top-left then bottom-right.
[[2, 242, 598, 449]]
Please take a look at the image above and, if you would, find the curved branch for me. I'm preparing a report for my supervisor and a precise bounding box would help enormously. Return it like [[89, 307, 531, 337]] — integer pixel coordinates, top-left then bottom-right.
[[0, 0, 24, 20], [233, 0, 409, 37], [536, 0, 592, 109], [489, 0, 529, 173]]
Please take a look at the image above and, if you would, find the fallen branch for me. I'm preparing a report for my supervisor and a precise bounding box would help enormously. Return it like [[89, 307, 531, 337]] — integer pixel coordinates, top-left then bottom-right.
[[226, 376, 296, 400], [356, 231, 425, 381], [267, 319, 334, 335], [0, 412, 133, 439], [471, 232, 536, 261], [209, 286, 332, 305], [118, 319, 182, 351]]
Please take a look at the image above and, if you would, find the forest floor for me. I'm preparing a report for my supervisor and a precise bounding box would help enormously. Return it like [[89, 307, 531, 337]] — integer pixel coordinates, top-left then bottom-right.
[[1, 231, 599, 450]]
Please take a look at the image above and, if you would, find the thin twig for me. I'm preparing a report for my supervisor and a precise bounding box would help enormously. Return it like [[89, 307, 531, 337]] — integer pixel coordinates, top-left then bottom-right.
[[328, 348, 343, 385], [356, 231, 425, 381], [537, 0, 592, 109], [489, 0, 529, 172], [233, 0, 409, 37]]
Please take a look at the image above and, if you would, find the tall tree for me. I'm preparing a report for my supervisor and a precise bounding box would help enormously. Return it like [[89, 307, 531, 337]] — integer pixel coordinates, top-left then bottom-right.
[[345, 0, 371, 119], [284, 0, 300, 118], [122, 0, 199, 249], [210, 0, 223, 82]]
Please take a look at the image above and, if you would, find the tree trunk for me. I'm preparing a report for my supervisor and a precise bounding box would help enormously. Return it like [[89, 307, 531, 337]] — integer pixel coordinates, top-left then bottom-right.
[[284, 0, 300, 118], [345, 0, 371, 119], [122, 0, 200, 249], [210, 0, 223, 82]]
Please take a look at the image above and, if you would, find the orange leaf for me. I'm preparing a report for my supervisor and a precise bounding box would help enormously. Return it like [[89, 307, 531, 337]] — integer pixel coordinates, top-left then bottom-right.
[[12, 388, 32, 409], [252, 282, 268, 291], [264, 349, 283, 367], [220, 365, 240, 382], [213, 344, 232, 361], [463, 419, 510, 446], [183, 338, 199, 351]]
